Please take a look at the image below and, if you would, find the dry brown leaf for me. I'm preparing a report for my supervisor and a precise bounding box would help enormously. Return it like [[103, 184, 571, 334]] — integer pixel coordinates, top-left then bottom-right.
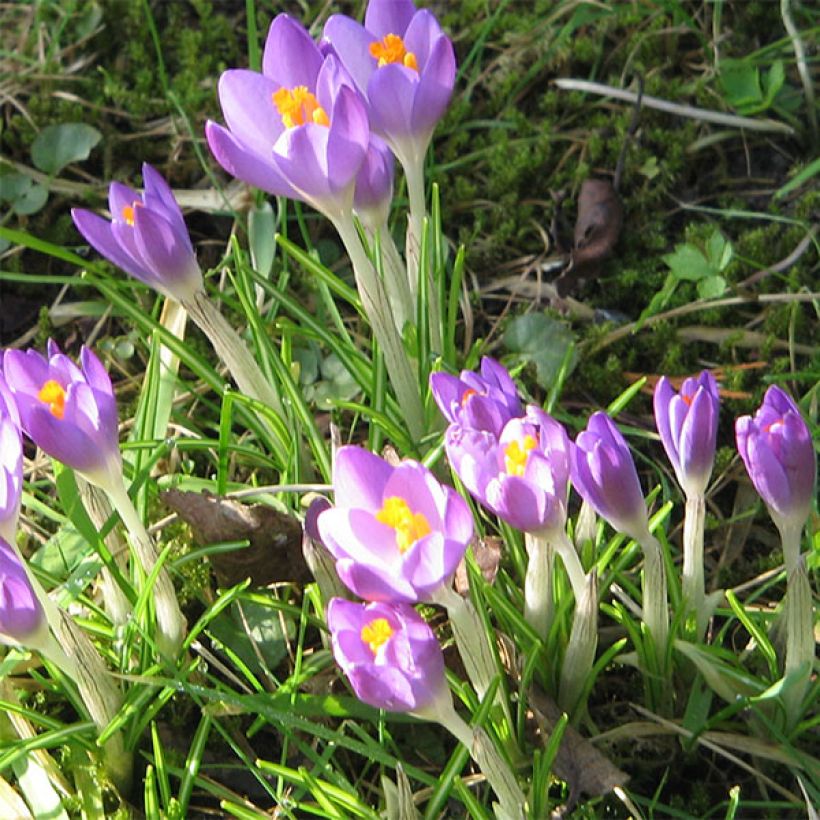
[[454, 536, 502, 595]]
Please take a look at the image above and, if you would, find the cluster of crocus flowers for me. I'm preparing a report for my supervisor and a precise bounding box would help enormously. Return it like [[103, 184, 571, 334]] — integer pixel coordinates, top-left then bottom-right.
[[317, 446, 525, 814], [2, 342, 186, 658]]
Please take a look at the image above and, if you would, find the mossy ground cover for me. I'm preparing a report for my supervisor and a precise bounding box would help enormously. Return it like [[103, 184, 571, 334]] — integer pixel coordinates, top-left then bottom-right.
[[0, 0, 817, 817]]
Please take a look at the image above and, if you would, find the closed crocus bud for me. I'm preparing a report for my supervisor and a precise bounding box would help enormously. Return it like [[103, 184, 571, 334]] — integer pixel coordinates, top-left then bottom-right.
[[431, 356, 524, 437], [445, 406, 570, 535], [2, 343, 122, 488], [654, 372, 720, 497], [72, 163, 203, 302], [353, 135, 395, 231], [0, 537, 47, 646], [317, 446, 472, 603], [323, 0, 456, 167], [570, 412, 649, 541], [327, 598, 447, 714], [206, 14, 370, 223], [736, 386, 816, 537]]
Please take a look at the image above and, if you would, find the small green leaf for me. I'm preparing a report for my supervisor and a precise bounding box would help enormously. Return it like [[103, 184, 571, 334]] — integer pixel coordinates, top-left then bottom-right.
[[503, 312, 577, 389], [697, 275, 726, 299], [209, 599, 291, 673], [663, 243, 711, 281], [762, 60, 785, 108], [31, 122, 102, 175], [719, 58, 763, 113], [0, 172, 48, 215], [249, 201, 276, 279]]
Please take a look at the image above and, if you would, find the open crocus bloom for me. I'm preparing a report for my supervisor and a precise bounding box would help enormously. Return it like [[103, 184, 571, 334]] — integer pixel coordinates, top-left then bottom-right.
[[2, 342, 122, 487], [317, 446, 472, 603], [71, 163, 203, 302], [446, 406, 570, 535], [431, 356, 523, 437], [0, 537, 46, 647], [327, 598, 447, 713], [736, 386, 816, 532], [206, 14, 370, 222], [654, 371, 719, 497], [570, 412, 649, 541], [322, 0, 456, 166]]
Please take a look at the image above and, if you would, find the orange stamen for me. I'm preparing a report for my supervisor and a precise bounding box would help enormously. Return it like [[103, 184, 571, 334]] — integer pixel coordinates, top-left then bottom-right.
[[369, 33, 418, 71], [273, 86, 330, 129], [121, 200, 143, 226], [37, 380, 66, 420]]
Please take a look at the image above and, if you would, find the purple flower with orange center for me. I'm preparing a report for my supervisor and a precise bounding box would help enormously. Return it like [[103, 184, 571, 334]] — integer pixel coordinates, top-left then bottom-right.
[[327, 597, 448, 713], [0, 536, 47, 647], [654, 371, 720, 497], [735, 386, 816, 545], [317, 446, 472, 603], [71, 163, 203, 302], [431, 356, 523, 437], [206, 14, 370, 222], [2, 342, 122, 487], [323, 0, 456, 167], [446, 406, 570, 535]]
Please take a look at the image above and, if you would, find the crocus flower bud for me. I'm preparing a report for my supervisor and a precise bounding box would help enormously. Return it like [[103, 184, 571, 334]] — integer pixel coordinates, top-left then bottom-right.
[[71, 164, 203, 302], [654, 371, 720, 497], [0, 537, 47, 646], [0, 383, 23, 546], [353, 135, 395, 231], [206, 15, 370, 222], [323, 0, 456, 166], [317, 446, 472, 603], [431, 356, 524, 437], [570, 412, 649, 541], [327, 597, 448, 713], [445, 406, 570, 535], [2, 343, 122, 488], [735, 386, 816, 537]]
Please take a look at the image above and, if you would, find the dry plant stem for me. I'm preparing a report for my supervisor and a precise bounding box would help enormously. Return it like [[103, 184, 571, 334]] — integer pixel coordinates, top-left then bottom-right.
[[683, 494, 707, 641], [781, 0, 818, 146], [637, 532, 669, 668], [523, 533, 554, 641], [552, 78, 795, 134], [105, 478, 186, 658], [181, 289, 286, 424], [372, 224, 415, 335], [332, 214, 424, 441], [425, 691, 526, 820], [558, 571, 599, 715]]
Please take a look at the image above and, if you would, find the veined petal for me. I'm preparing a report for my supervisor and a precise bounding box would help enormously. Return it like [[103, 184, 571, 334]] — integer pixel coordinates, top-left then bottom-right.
[[403, 9, 444, 71], [262, 13, 324, 89], [365, 0, 416, 38], [218, 70, 286, 158], [274, 125, 334, 203]]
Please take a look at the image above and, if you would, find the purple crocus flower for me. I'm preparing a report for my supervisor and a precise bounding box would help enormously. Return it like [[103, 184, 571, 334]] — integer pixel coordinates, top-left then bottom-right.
[[0, 537, 46, 646], [2, 342, 122, 487], [327, 597, 447, 713], [445, 406, 570, 535], [71, 163, 203, 302], [0, 394, 23, 545], [735, 386, 816, 534], [570, 412, 649, 540], [317, 446, 472, 603], [353, 135, 395, 230], [431, 357, 524, 437], [654, 371, 720, 497], [206, 14, 370, 222], [323, 0, 456, 166]]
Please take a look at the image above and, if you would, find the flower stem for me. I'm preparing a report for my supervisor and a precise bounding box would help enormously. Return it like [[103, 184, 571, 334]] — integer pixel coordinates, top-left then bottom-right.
[[682, 493, 707, 640], [558, 571, 599, 716], [371, 224, 415, 335], [552, 528, 589, 602], [524, 533, 554, 640], [105, 477, 186, 658], [637, 532, 669, 669], [332, 215, 424, 441]]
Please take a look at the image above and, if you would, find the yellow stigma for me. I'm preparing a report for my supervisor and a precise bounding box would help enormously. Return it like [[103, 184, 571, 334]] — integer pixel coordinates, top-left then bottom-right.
[[375, 496, 431, 554], [361, 617, 394, 654], [273, 85, 330, 129], [369, 33, 418, 71], [121, 200, 143, 226], [37, 380, 66, 420], [504, 435, 537, 477]]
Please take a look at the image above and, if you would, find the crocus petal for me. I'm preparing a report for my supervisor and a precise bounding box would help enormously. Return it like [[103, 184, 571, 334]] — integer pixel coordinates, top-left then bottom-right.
[[325, 85, 369, 194], [141, 163, 184, 229], [132, 207, 200, 297], [367, 63, 417, 140], [403, 9, 444, 71], [322, 15, 374, 98], [365, 0, 416, 38], [262, 13, 324, 89], [218, 70, 286, 158], [72, 210, 154, 282], [205, 121, 296, 198], [108, 182, 140, 223], [333, 446, 394, 510]]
